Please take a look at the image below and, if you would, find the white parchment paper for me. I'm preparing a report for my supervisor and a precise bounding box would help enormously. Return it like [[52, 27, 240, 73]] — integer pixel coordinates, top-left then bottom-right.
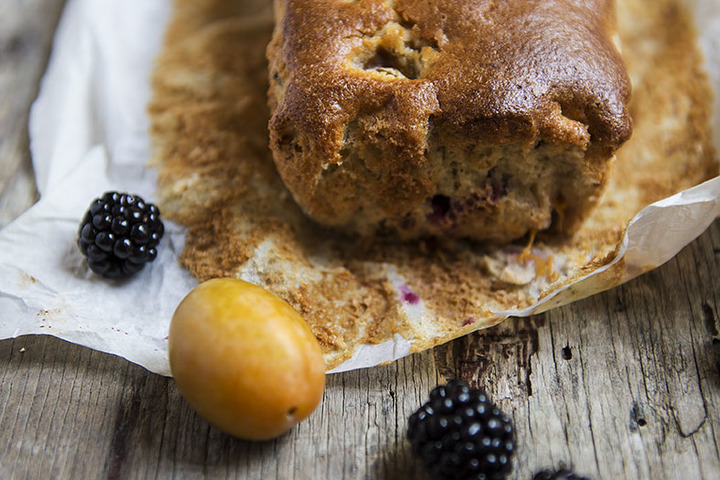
[[0, 0, 718, 376]]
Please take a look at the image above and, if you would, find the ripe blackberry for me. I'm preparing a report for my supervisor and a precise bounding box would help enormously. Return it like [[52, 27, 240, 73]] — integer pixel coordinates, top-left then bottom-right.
[[407, 380, 515, 480], [533, 468, 591, 480], [77, 191, 164, 279]]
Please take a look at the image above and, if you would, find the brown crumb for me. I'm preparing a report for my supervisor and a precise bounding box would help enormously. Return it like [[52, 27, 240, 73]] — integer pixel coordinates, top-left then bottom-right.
[[150, 0, 717, 370]]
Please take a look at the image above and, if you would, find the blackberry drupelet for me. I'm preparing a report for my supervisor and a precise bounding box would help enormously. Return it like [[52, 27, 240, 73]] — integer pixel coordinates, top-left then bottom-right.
[[533, 468, 591, 480], [407, 380, 515, 480], [77, 191, 164, 279]]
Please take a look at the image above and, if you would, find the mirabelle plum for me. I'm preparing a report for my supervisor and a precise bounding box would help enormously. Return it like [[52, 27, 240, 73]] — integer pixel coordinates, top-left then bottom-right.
[[168, 278, 326, 440]]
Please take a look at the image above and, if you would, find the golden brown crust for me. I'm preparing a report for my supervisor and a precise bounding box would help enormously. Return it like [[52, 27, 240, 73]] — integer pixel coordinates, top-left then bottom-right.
[[266, 0, 633, 241], [272, 0, 631, 147]]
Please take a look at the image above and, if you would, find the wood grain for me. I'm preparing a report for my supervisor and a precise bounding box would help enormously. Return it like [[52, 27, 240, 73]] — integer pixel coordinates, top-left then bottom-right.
[[0, 0, 65, 227], [439, 221, 720, 479], [1, 1, 720, 479]]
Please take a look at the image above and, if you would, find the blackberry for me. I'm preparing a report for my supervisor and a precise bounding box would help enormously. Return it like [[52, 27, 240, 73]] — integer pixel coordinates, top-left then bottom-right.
[[533, 468, 591, 480], [77, 191, 164, 279], [407, 380, 515, 480]]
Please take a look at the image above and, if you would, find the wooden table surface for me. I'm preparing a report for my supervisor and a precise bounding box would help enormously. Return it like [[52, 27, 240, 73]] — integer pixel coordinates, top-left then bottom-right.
[[2, 1, 719, 479]]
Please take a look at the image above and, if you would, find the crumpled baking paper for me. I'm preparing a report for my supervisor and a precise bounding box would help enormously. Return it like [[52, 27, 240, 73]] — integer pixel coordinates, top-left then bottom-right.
[[0, 0, 718, 376]]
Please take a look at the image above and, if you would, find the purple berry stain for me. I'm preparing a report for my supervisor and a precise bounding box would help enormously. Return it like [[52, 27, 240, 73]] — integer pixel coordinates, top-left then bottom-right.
[[427, 194, 451, 225], [400, 284, 420, 305], [462, 317, 476, 326]]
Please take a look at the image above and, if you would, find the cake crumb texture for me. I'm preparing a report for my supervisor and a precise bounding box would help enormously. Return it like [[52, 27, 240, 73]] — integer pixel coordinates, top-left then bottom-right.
[[150, 0, 717, 369]]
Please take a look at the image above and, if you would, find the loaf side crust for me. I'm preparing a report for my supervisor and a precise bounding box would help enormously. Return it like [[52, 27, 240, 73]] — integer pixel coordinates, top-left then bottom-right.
[[267, 0, 633, 242]]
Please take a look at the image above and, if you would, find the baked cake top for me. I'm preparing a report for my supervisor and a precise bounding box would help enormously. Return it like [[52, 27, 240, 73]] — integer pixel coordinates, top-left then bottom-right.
[[269, 0, 632, 164]]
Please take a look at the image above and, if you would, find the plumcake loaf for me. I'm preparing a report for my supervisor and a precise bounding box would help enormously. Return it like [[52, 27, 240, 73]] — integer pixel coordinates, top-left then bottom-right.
[[267, 0, 633, 242]]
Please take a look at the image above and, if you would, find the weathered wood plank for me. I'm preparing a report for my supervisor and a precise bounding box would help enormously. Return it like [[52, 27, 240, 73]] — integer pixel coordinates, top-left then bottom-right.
[[0, 0, 66, 226], [444, 220, 720, 480], [0, 334, 441, 480]]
